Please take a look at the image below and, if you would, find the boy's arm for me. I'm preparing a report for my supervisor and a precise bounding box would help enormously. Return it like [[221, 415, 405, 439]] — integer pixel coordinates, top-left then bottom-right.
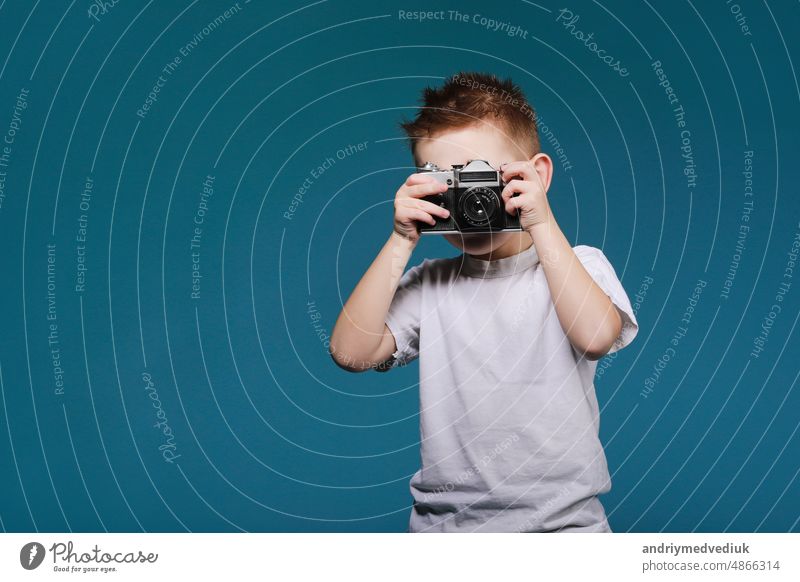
[[501, 157, 623, 360], [329, 173, 449, 372], [528, 218, 623, 360], [329, 232, 415, 372]]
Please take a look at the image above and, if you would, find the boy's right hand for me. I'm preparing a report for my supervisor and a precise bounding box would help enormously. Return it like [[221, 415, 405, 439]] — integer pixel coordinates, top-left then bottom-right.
[[393, 173, 451, 243]]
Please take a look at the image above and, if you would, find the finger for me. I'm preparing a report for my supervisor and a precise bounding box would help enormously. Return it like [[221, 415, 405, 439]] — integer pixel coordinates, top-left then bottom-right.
[[500, 179, 529, 203], [413, 198, 451, 219], [405, 172, 443, 186], [500, 161, 537, 183], [403, 208, 437, 226], [398, 197, 449, 220], [504, 195, 524, 215], [403, 181, 449, 198]]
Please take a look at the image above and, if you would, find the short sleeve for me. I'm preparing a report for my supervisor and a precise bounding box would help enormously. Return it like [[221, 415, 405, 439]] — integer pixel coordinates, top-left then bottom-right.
[[378, 261, 425, 371], [574, 246, 639, 354]]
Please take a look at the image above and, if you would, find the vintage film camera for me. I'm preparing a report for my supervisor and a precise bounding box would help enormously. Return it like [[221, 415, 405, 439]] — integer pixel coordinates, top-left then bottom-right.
[[417, 159, 521, 234]]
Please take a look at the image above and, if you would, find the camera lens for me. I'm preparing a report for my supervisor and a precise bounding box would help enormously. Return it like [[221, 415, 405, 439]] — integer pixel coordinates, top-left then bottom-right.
[[458, 187, 498, 227]]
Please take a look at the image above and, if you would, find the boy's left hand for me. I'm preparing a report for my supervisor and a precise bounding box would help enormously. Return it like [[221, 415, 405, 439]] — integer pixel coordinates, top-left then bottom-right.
[[499, 160, 553, 231]]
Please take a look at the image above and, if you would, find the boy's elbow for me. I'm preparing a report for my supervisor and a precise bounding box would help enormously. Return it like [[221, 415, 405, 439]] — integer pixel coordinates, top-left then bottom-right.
[[330, 353, 365, 373], [328, 342, 365, 373], [578, 314, 623, 361], [582, 344, 611, 361], [580, 335, 616, 360], [329, 337, 380, 373]]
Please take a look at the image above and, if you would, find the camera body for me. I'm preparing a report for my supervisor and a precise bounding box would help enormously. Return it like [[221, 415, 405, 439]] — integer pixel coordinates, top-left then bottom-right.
[[417, 159, 521, 234]]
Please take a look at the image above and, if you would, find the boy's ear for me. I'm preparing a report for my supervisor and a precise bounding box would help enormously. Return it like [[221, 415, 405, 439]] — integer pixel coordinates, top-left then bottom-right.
[[529, 152, 554, 193]]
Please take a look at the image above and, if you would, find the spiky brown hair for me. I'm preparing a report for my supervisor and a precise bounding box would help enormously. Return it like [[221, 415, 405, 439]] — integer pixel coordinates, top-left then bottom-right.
[[399, 71, 541, 160]]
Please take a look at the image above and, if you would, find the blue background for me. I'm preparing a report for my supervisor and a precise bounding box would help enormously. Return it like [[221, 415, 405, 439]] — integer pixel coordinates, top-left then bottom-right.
[[0, 0, 798, 532]]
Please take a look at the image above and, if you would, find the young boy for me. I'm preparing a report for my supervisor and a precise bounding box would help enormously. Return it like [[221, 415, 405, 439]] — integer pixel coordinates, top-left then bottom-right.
[[329, 72, 639, 532]]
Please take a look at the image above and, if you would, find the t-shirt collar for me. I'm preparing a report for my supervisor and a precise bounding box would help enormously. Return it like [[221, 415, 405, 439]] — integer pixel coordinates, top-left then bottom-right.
[[460, 242, 540, 278]]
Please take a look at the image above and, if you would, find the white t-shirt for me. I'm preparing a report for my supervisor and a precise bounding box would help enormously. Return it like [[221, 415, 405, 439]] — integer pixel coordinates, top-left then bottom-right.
[[382, 243, 639, 532]]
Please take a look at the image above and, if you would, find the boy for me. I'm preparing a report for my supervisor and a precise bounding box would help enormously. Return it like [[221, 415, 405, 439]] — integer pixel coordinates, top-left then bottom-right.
[[329, 72, 639, 532]]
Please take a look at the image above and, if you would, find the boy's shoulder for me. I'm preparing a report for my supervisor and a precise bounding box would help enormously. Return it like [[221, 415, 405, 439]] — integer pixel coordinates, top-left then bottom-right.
[[573, 244, 620, 268], [404, 245, 613, 282], [572, 244, 605, 260], [403, 254, 463, 283], [426, 245, 610, 267]]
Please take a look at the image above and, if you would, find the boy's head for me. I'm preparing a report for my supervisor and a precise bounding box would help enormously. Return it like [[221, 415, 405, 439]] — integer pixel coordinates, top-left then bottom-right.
[[399, 71, 552, 256]]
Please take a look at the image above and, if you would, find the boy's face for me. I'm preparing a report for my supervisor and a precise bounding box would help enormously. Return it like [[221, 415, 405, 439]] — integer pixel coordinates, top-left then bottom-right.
[[414, 121, 535, 256]]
